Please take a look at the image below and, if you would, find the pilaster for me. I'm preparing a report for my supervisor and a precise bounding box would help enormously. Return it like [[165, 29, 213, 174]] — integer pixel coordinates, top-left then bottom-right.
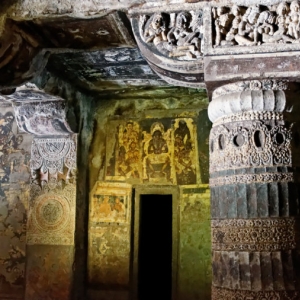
[[10, 85, 77, 300]]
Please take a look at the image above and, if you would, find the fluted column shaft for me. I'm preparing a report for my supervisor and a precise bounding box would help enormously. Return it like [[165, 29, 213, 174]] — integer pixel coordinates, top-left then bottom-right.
[[208, 81, 300, 300]]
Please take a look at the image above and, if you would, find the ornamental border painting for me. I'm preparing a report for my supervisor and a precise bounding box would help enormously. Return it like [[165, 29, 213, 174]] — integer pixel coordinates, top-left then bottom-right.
[[90, 182, 131, 224]]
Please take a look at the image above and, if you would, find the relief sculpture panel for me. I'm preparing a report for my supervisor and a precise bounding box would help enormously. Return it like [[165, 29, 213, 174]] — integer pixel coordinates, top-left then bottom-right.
[[213, 2, 300, 48], [140, 11, 203, 60], [106, 118, 199, 185]]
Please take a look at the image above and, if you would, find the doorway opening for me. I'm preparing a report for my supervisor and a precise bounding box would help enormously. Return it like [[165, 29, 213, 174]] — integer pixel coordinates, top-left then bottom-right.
[[138, 194, 172, 300]]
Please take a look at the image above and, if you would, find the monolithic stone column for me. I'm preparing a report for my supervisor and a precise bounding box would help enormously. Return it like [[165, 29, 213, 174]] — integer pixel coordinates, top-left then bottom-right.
[[208, 80, 300, 300]]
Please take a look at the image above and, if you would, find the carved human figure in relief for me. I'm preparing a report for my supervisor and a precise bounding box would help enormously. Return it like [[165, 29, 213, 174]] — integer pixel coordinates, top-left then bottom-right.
[[270, 2, 296, 43], [167, 12, 202, 58], [222, 5, 243, 46], [235, 5, 261, 45], [288, 0, 300, 39], [213, 6, 234, 46], [213, 2, 300, 46], [144, 13, 167, 46], [142, 11, 203, 59]]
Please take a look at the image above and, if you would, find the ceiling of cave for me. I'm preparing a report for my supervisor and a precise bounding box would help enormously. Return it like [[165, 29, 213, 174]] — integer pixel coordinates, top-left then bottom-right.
[[47, 48, 167, 92], [0, 5, 170, 95]]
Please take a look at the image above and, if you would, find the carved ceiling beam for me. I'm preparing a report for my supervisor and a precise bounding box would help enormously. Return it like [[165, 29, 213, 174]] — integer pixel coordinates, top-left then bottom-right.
[[130, 1, 300, 93]]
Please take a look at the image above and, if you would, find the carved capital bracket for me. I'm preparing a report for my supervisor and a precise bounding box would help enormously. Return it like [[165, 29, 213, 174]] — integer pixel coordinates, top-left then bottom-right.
[[130, 7, 205, 88], [5, 84, 73, 136], [129, 2, 300, 92]]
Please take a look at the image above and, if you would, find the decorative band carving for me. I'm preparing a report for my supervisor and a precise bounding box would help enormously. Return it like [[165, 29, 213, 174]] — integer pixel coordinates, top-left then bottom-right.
[[212, 218, 298, 252], [213, 111, 283, 127], [210, 122, 292, 173], [209, 172, 293, 187], [212, 287, 300, 300]]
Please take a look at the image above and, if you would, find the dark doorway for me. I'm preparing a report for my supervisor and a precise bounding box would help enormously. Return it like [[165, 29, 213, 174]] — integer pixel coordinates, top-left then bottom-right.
[[138, 194, 172, 300]]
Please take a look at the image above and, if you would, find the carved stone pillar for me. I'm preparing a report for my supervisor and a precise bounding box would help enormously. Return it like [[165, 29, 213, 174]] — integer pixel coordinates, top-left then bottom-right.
[[208, 80, 300, 299], [10, 85, 77, 300]]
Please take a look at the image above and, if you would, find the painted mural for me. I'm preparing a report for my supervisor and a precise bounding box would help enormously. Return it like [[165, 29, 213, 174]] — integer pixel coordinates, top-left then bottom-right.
[[88, 182, 131, 290], [90, 182, 131, 224], [142, 120, 173, 183], [179, 185, 211, 300], [0, 103, 31, 299], [106, 121, 142, 181], [106, 118, 199, 185]]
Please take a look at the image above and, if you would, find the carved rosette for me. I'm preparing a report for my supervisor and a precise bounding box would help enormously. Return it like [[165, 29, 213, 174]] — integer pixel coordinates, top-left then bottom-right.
[[208, 80, 300, 299], [27, 186, 76, 245]]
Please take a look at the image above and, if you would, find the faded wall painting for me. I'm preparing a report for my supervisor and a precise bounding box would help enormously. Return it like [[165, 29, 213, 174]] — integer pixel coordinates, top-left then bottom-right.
[[0, 102, 32, 299], [141, 120, 173, 183], [25, 245, 73, 300], [90, 182, 131, 224], [106, 120, 142, 181], [178, 185, 211, 300], [88, 182, 131, 292], [105, 117, 199, 185]]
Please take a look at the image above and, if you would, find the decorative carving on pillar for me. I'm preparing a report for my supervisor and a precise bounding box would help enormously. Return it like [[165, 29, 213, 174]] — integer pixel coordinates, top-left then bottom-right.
[[10, 88, 77, 300], [212, 288, 300, 300], [141, 11, 203, 60], [11, 86, 73, 136], [28, 136, 76, 245], [212, 3, 300, 47], [208, 80, 300, 300], [209, 121, 293, 172], [212, 217, 299, 251], [30, 136, 76, 184]]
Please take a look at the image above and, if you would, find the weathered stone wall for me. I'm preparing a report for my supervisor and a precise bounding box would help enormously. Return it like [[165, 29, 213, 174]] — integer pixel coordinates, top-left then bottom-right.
[[88, 86, 212, 300], [0, 100, 32, 299]]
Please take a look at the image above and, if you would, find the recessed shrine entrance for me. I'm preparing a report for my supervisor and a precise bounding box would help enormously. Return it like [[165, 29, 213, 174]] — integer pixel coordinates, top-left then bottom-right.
[[132, 187, 179, 300]]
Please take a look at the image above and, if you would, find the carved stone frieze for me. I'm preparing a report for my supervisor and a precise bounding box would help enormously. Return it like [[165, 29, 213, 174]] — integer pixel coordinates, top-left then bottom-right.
[[140, 11, 203, 60], [212, 287, 300, 300], [209, 122, 292, 173], [212, 3, 300, 48], [13, 99, 73, 136], [212, 217, 298, 251], [209, 172, 293, 187]]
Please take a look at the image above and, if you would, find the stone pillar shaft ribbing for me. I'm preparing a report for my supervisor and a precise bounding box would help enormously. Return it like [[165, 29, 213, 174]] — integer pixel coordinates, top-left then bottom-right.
[[208, 81, 300, 300]]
